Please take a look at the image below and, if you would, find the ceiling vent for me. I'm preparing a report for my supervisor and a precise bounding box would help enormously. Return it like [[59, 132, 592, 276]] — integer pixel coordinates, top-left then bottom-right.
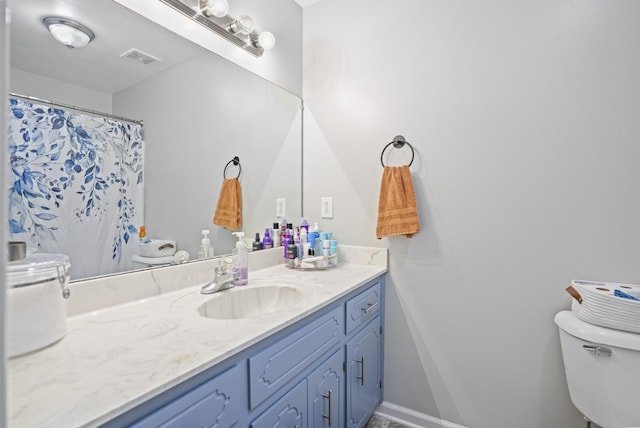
[[120, 48, 161, 66]]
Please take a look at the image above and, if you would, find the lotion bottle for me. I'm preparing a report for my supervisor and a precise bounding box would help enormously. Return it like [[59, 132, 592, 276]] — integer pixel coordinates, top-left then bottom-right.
[[231, 232, 248, 285]]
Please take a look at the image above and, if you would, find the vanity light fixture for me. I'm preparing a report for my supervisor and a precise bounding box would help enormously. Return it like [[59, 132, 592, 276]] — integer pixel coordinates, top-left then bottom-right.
[[42, 17, 95, 49], [159, 0, 276, 57]]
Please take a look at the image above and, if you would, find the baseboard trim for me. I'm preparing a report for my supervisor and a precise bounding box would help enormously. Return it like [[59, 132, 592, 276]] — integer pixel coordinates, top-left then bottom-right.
[[375, 401, 468, 428]]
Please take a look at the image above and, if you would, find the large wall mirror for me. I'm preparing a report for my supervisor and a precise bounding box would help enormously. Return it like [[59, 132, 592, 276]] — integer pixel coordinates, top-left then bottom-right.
[[8, 0, 302, 281]]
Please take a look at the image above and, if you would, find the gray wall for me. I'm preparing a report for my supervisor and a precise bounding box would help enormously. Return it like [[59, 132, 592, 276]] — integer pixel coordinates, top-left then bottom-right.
[[303, 1, 640, 427], [10, 68, 112, 113], [114, 53, 302, 257]]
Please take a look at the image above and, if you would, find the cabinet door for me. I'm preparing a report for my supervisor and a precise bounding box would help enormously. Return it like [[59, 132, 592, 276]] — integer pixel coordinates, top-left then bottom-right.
[[251, 380, 307, 428], [308, 349, 344, 428], [346, 317, 382, 428], [131, 363, 247, 428]]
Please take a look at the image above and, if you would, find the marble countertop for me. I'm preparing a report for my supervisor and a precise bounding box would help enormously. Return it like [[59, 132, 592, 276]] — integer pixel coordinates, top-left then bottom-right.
[[8, 247, 387, 427]]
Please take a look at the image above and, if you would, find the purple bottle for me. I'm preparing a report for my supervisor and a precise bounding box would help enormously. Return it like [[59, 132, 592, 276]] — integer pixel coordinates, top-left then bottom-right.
[[262, 228, 273, 249], [283, 229, 291, 258]]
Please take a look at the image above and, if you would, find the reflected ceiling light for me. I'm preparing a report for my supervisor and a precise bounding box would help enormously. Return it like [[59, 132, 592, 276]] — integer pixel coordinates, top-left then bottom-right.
[[42, 17, 95, 49], [159, 0, 276, 57], [202, 0, 229, 18]]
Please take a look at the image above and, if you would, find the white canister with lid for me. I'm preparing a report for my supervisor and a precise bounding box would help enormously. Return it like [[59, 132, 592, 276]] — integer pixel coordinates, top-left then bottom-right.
[[6, 253, 71, 357]]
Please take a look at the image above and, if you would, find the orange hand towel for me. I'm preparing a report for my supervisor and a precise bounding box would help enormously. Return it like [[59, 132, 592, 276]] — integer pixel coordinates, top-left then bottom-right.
[[213, 178, 243, 231], [376, 165, 421, 239]]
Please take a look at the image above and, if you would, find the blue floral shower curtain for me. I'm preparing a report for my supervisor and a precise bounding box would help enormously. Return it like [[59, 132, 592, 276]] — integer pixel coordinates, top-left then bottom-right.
[[7, 97, 144, 279]]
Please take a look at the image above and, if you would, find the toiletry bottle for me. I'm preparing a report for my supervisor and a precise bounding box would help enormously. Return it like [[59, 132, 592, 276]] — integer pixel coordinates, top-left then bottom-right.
[[294, 227, 302, 259], [299, 227, 307, 258], [139, 225, 151, 244], [283, 229, 291, 258], [287, 232, 298, 260], [280, 218, 287, 245], [311, 222, 320, 254], [231, 232, 248, 285], [272, 222, 281, 247], [252, 232, 263, 251], [199, 229, 214, 258], [301, 217, 310, 233], [262, 228, 273, 249], [308, 232, 316, 256]]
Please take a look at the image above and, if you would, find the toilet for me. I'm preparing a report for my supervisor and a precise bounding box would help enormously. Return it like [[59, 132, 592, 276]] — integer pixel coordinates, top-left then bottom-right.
[[555, 311, 640, 428], [131, 254, 176, 270]]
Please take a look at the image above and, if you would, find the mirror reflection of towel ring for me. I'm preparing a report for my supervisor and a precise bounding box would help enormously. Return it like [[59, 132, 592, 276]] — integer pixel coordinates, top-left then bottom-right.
[[223, 156, 241, 179], [380, 135, 415, 167]]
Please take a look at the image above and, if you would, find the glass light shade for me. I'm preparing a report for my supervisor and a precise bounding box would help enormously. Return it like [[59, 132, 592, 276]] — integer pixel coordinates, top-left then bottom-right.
[[236, 15, 255, 35], [43, 18, 95, 49], [206, 0, 228, 18], [257, 31, 276, 50]]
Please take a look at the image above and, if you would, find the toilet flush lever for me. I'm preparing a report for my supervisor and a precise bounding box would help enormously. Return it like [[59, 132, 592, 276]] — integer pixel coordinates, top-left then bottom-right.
[[583, 345, 612, 358]]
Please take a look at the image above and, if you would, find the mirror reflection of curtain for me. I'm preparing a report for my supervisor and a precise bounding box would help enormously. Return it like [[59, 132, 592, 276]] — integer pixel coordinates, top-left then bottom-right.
[[7, 98, 144, 279]]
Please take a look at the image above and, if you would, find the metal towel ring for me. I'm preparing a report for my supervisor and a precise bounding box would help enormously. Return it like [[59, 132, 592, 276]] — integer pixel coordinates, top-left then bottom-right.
[[380, 135, 415, 167], [223, 156, 241, 179]]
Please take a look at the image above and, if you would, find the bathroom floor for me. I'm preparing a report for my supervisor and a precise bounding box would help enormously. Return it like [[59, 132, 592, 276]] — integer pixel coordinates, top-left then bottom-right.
[[366, 415, 408, 428]]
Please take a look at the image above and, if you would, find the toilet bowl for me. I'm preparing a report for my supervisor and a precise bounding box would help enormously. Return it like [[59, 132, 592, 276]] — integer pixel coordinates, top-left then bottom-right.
[[555, 311, 640, 428]]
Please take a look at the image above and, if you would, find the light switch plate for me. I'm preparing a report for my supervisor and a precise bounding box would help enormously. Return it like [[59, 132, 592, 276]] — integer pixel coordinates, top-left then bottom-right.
[[276, 198, 286, 218], [321, 197, 333, 218]]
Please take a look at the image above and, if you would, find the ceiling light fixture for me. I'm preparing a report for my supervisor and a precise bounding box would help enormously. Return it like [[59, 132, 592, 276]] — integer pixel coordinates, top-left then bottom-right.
[[42, 17, 95, 49], [159, 0, 276, 57]]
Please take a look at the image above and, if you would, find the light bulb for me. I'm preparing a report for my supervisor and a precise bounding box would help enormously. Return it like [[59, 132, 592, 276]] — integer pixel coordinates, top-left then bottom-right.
[[235, 15, 255, 35], [205, 0, 228, 18], [257, 31, 276, 50]]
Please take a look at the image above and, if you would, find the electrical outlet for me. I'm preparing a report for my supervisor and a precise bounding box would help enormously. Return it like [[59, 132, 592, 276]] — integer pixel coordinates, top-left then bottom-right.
[[321, 197, 333, 218], [276, 198, 286, 218]]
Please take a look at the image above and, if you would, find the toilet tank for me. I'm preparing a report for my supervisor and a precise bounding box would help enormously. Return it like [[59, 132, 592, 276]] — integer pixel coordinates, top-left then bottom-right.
[[555, 311, 640, 428]]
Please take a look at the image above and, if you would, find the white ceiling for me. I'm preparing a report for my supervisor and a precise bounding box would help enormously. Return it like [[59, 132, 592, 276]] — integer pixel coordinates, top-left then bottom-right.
[[10, 0, 207, 94]]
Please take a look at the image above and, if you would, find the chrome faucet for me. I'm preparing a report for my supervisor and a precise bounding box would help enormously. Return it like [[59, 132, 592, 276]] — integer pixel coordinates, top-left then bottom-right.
[[201, 259, 240, 294]]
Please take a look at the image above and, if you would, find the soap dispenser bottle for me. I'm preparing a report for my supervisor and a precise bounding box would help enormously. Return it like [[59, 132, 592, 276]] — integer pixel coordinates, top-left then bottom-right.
[[231, 232, 248, 285], [199, 229, 214, 258]]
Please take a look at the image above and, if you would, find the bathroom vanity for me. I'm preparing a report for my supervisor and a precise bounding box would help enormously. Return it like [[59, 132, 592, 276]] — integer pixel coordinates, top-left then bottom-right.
[[7, 247, 387, 428]]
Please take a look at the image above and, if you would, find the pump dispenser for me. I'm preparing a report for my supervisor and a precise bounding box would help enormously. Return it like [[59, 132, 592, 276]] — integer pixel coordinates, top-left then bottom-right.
[[231, 232, 248, 285], [199, 229, 214, 258]]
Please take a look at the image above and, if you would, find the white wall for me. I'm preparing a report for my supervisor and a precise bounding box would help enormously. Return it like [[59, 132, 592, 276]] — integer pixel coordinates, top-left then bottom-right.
[[303, 1, 640, 427], [114, 53, 302, 258], [9, 68, 112, 113]]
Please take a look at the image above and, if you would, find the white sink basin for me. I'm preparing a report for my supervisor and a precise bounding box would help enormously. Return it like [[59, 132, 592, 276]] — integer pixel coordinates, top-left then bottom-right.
[[198, 285, 303, 320]]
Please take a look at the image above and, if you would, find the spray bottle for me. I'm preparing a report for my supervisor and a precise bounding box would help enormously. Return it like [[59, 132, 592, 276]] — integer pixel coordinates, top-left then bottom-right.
[[231, 232, 248, 285]]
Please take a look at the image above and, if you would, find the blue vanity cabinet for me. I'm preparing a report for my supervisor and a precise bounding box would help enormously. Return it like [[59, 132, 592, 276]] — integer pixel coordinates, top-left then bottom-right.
[[111, 275, 385, 428], [345, 282, 380, 334], [250, 380, 308, 428], [346, 316, 382, 428], [129, 362, 247, 428], [308, 349, 345, 428], [249, 305, 344, 409]]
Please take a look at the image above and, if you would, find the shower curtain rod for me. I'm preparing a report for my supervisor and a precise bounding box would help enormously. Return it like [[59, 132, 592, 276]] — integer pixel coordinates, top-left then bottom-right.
[[9, 92, 144, 126]]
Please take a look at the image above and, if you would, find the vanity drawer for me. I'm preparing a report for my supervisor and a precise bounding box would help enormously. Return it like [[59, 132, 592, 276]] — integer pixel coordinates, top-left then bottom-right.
[[131, 363, 247, 428], [249, 305, 343, 409], [346, 282, 381, 334]]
